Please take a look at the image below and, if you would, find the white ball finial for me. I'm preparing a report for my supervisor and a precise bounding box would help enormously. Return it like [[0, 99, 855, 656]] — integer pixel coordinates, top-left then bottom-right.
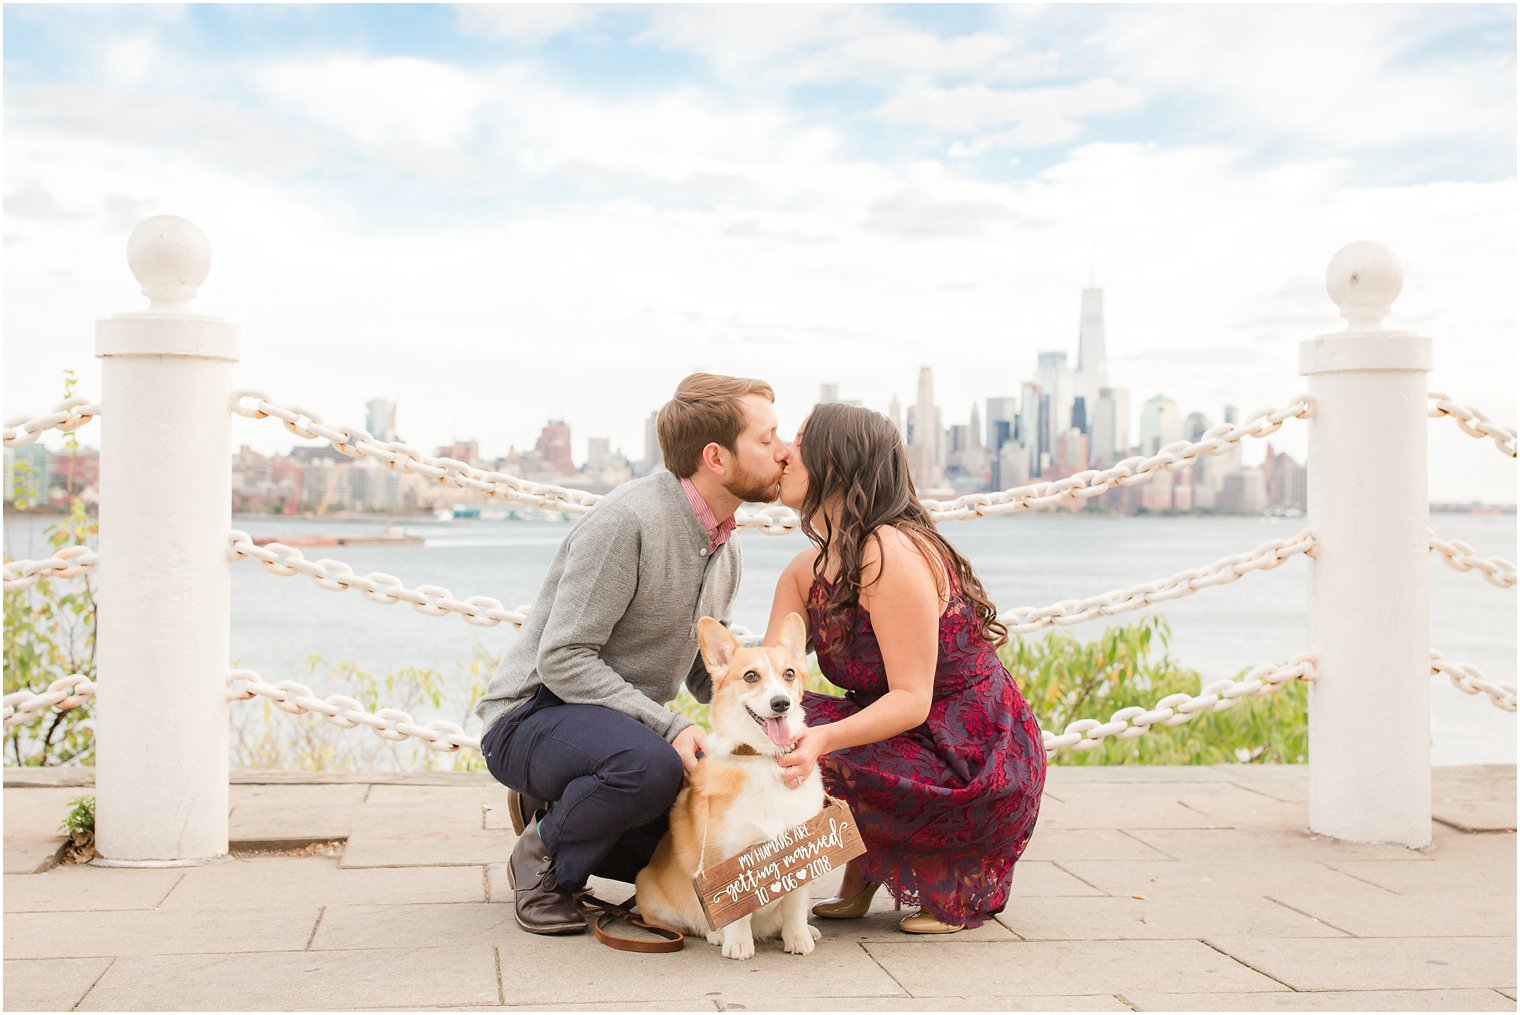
[[1325, 240, 1403, 331], [126, 215, 212, 310]]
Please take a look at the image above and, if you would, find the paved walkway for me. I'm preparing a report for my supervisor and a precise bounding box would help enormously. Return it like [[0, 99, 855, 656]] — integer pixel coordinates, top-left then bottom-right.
[[4, 764, 1515, 1012]]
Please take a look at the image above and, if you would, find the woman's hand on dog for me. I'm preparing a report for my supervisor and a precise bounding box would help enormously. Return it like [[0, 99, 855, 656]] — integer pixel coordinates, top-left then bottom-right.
[[672, 724, 709, 774], [776, 727, 828, 788]]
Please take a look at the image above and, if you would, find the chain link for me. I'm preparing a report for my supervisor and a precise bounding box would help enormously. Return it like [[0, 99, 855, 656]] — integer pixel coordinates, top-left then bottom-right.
[[2, 546, 99, 591], [1005, 530, 1316, 634], [1428, 393, 1517, 459], [3, 398, 101, 449], [2, 675, 96, 728], [1429, 531, 1516, 589], [1430, 651, 1516, 712], [226, 669, 481, 752], [1042, 653, 1318, 756], [226, 530, 531, 628]]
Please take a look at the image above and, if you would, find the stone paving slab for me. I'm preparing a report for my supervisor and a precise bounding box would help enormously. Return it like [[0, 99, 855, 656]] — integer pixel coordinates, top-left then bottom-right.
[[4, 865, 180, 912], [1035, 789, 1228, 829], [1269, 882, 1516, 938], [3, 957, 113, 1011], [229, 783, 371, 841], [1056, 859, 1373, 897], [711, 996, 1134, 1011], [996, 894, 1347, 941], [3, 785, 77, 874], [75, 946, 502, 1011], [1123, 826, 1436, 862], [5, 904, 320, 959], [862, 939, 1282, 996], [339, 823, 509, 868], [1020, 827, 1174, 862], [312, 901, 517, 951], [1325, 849, 1516, 895], [491, 925, 905, 1006], [1206, 936, 1519, 992], [1123, 989, 1518, 1011], [1434, 799, 1519, 832], [157, 857, 487, 910]]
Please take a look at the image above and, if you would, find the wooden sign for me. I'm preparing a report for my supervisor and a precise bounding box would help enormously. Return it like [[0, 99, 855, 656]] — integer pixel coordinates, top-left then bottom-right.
[[692, 799, 867, 931]]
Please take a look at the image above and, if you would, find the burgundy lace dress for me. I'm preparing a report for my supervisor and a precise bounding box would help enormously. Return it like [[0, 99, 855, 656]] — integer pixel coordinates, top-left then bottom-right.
[[804, 577, 1046, 928]]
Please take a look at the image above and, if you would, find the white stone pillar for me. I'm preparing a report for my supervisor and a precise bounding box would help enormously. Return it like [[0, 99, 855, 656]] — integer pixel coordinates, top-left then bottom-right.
[[1300, 241, 1431, 847], [94, 217, 239, 865]]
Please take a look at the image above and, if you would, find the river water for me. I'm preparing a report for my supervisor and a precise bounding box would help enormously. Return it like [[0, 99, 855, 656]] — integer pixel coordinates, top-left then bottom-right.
[[5, 510, 1514, 766]]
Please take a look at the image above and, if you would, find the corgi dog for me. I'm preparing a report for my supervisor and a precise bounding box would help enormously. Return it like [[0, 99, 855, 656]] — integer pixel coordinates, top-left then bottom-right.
[[635, 612, 824, 960]]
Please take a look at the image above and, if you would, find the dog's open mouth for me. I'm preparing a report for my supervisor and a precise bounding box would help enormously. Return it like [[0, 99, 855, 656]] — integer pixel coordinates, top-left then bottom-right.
[[744, 703, 795, 748]]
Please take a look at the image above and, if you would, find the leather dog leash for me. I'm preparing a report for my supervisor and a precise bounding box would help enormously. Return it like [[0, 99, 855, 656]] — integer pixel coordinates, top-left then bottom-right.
[[578, 892, 685, 953]]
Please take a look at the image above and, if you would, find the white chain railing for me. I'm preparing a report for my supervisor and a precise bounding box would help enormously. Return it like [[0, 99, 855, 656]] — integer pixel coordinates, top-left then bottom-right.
[[227, 530, 530, 628], [1429, 532, 1516, 589], [232, 391, 1310, 529], [1040, 653, 1318, 756], [2, 674, 96, 728], [226, 669, 480, 752], [1430, 651, 1516, 712], [2, 398, 100, 449], [1429, 393, 1517, 459], [2, 546, 99, 591], [1003, 530, 1316, 634]]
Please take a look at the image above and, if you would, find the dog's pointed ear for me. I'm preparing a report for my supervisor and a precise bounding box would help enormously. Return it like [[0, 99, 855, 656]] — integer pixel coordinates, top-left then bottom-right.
[[778, 612, 807, 661], [697, 616, 738, 674]]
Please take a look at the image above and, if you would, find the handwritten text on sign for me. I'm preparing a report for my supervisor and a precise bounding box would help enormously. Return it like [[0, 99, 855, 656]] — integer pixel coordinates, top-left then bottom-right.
[[692, 799, 867, 930]]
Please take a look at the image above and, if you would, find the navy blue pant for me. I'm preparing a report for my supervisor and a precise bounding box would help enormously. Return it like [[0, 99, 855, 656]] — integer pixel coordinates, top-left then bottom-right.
[[481, 686, 684, 889]]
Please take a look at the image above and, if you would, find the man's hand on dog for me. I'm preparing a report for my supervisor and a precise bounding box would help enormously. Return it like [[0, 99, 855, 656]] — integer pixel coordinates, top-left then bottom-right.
[[673, 725, 708, 773], [776, 726, 826, 788]]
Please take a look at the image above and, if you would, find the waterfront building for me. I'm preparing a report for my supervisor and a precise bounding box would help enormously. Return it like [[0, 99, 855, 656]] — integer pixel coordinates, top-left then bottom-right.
[[994, 439, 1029, 491], [984, 396, 1018, 453], [435, 440, 480, 465], [1074, 286, 1109, 412], [1090, 387, 1130, 467], [1139, 394, 1182, 454], [1035, 351, 1073, 450], [366, 398, 397, 442], [1219, 466, 1269, 514], [1019, 381, 1042, 478], [7, 443, 53, 503], [1263, 446, 1309, 513], [1052, 427, 1089, 476], [907, 366, 945, 490], [533, 421, 575, 477], [642, 411, 662, 476], [348, 459, 405, 512], [586, 437, 614, 472]]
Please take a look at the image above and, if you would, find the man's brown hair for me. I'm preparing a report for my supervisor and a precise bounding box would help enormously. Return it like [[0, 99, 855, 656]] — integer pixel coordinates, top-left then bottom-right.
[[656, 372, 776, 478]]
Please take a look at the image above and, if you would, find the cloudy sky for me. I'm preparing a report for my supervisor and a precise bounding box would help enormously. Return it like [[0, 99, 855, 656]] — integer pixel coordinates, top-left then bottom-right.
[[5, 4, 1516, 503]]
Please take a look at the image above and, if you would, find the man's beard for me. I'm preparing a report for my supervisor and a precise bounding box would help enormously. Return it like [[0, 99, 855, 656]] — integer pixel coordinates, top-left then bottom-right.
[[724, 461, 782, 504]]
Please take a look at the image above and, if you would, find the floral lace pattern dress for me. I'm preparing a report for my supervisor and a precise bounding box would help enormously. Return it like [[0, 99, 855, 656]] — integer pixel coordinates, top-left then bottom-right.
[[804, 577, 1046, 928]]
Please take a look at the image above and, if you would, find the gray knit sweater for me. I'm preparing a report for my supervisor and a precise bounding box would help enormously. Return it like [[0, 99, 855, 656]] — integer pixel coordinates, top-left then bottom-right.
[[473, 471, 741, 742]]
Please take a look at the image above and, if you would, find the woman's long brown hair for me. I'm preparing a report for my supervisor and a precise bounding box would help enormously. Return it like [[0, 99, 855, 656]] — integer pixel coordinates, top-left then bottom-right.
[[798, 402, 1007, 654]]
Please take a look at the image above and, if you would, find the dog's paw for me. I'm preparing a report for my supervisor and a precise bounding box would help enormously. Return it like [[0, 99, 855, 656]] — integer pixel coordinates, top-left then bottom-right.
[[706, 930, 723, 946], [722, 936, 756, 960], [782, 925, 819, 955]]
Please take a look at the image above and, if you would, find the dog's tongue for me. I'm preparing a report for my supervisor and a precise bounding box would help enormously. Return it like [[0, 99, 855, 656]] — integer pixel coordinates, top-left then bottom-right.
[[763, 717, 792, 747]]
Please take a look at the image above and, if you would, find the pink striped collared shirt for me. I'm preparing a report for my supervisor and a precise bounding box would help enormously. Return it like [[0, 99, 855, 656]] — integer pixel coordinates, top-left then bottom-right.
[[679, 477, 736, 553]]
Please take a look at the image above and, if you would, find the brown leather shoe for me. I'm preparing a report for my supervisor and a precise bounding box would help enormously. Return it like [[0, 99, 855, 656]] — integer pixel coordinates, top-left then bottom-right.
[[506, 823, 586, 935], [506, 788, 547, 836]]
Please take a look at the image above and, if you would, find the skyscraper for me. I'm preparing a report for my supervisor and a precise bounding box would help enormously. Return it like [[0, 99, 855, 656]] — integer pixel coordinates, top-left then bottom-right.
[[985, 397, 1018, 452], [1074, 287, 1108, 411], [1035, 352, 1072, 455], [1138, 395, 1182, 455], [908, 367, 944, 490], [1019, 381, 1042, 478], [1091, 387, 1130, 467], [366, 398, 397, 442]]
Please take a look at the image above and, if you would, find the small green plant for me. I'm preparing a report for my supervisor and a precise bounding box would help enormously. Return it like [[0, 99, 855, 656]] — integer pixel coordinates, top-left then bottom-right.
[[4, 370, 99, 767], [231, 646, 497, 773], [58, 793, 96, 863], [1002, 614, 1307, 765]]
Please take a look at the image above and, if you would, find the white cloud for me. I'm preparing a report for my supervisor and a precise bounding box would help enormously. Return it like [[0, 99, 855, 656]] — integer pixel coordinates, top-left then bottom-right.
[[454, 3, 607, 43], [254, 55, 492, 150], [1087, 6, 1515, 149], [779, 30, 1055, 86], [877, 79, 1143, 140]]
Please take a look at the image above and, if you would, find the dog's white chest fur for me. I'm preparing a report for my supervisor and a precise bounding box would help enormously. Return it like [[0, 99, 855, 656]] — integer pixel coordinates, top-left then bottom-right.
[[713, 757, 825, 859]]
